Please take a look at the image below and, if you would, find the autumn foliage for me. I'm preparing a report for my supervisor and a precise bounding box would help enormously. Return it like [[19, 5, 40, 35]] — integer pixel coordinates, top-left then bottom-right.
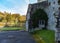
[[0, 12, 26, 27]]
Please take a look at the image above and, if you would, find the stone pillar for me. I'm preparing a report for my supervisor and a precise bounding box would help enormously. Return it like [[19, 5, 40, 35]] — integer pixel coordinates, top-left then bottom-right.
[[55, 30, 58, 43], [26, 20, 28, 31]]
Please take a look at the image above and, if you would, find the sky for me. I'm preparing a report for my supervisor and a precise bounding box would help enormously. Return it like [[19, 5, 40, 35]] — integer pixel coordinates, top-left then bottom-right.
[[0, 0, 37, 15]]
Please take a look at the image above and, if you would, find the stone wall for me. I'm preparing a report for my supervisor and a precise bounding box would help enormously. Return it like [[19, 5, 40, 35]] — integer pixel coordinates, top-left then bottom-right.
[[26, 1, 48, 31], [26, 0, 60, 42]]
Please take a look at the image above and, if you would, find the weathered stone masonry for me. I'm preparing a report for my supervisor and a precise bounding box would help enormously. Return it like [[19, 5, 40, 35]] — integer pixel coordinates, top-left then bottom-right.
[[26, 0, 60, 43]]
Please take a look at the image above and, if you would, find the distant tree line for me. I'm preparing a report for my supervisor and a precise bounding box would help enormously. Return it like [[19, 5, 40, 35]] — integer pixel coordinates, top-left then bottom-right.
[[0, 11, 26, 27]]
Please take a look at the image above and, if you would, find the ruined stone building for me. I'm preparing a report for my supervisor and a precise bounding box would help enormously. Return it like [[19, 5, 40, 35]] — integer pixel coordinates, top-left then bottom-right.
[[26, 0, 60, 43]]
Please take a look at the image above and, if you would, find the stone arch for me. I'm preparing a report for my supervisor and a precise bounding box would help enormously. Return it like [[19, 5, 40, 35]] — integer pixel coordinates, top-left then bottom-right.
[[28, 8, 48, 31], [26, 2, 48, 31]]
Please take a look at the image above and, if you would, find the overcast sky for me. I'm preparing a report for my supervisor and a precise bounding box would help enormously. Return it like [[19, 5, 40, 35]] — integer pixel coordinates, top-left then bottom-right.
[[0, 0, 37, 15]]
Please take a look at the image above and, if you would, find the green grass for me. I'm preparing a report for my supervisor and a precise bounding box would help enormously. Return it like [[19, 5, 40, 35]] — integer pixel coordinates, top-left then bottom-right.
[[0, 27, 26, 31], [31, 30, 55, 43]]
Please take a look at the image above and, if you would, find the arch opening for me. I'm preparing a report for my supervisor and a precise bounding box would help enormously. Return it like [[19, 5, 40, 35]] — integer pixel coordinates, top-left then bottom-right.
[[29, 9, 48, 30]]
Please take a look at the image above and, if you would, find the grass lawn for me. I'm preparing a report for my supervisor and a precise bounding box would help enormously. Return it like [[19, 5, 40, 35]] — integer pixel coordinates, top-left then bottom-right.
[[0, 27, 26, 31], [31, 30, 55, 43]]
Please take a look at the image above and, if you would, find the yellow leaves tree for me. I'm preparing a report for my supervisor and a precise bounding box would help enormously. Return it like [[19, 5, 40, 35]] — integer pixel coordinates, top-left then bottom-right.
[[0, 11, 26, 27], [4, 12, 11, 27], [20, 15, 26, 27], [0, 12, 4, 22], [11, 14, 20, 26]]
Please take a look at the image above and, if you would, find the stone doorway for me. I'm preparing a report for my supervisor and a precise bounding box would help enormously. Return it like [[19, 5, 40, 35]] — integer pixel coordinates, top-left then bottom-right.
[[29, 9, 48, 31]]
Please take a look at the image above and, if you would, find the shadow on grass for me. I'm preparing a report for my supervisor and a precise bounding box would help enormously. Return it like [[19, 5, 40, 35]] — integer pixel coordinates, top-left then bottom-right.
[[30, 29, 55, 43]]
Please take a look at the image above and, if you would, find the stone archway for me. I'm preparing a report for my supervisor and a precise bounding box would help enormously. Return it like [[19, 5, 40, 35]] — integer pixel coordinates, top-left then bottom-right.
[[26, 1, 48, 31], [29, 9, 48, 31]]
